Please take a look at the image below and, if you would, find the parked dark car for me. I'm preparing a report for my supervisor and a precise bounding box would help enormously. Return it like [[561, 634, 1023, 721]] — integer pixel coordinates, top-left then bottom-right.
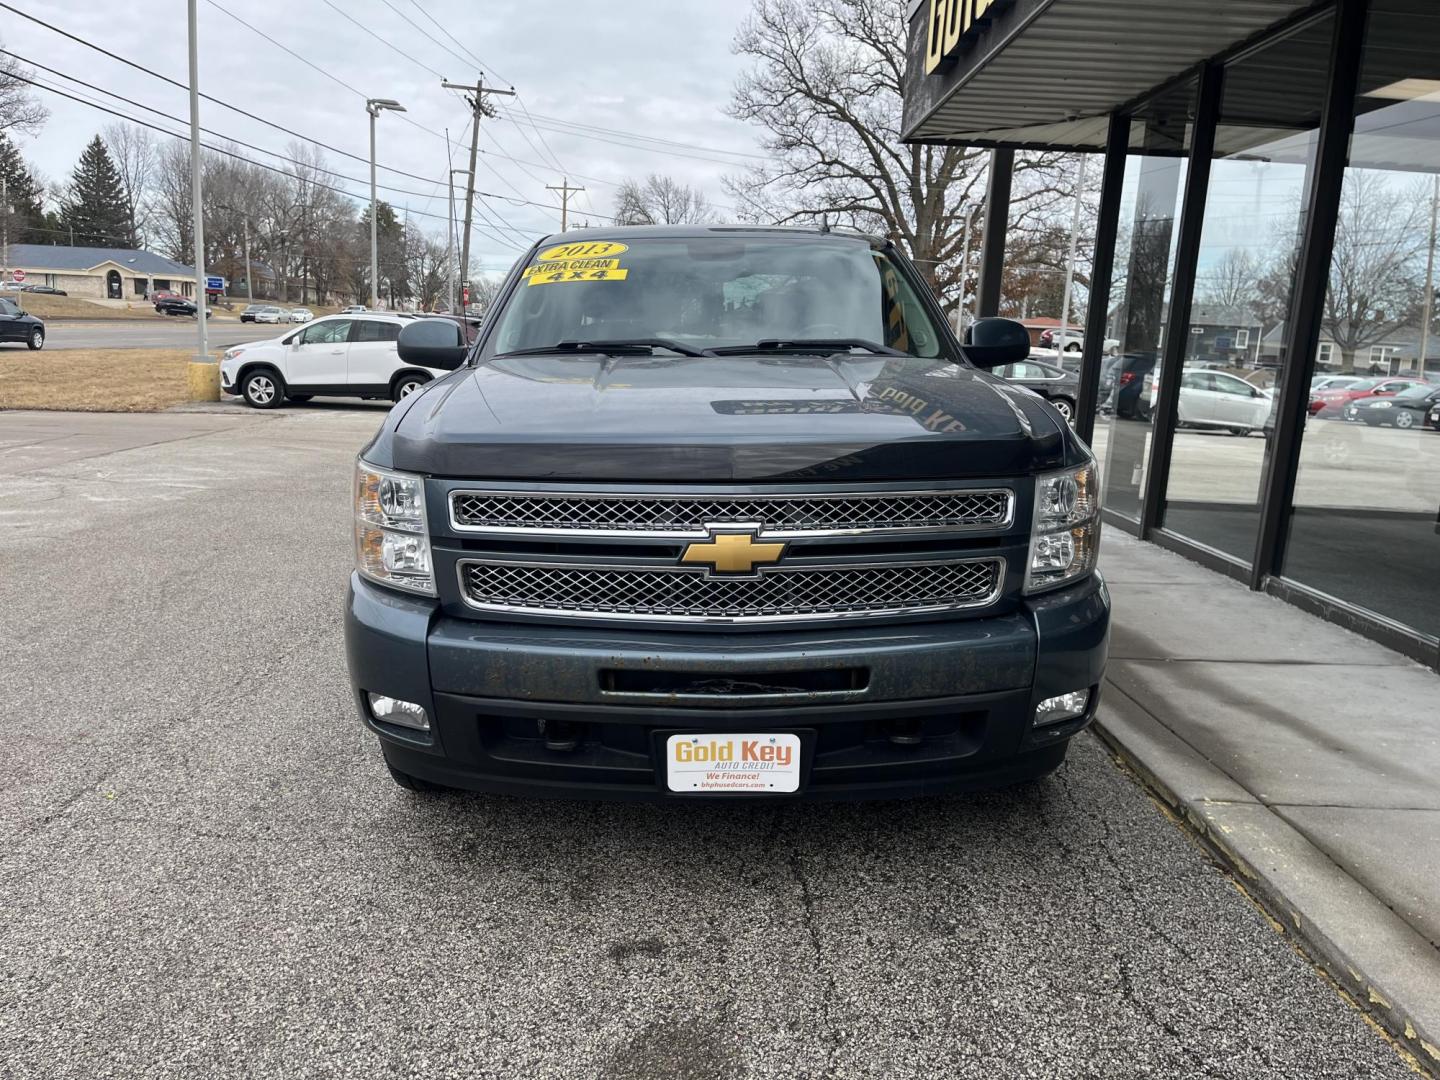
[[419, 312, 484, 344], [0, 296, 45, 349], [21, 284, 67, 296], [156, 297, 211, 317], [1341, 383, 1440, 429], [995, 358, 1080, 424], [240, 303, 267, 323]]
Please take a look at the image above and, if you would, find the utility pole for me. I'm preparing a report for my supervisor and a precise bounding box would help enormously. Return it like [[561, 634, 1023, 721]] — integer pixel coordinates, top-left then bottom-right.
[[2, 177, 8, 284], [1058, 153, 1087, 358], [442, 77, 515, 305], [186, 0, 208, 363], [546, 178, 586, 232]]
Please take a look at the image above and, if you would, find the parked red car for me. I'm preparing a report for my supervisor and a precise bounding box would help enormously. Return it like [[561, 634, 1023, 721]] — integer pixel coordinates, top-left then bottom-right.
[[1307, 377, 1423, 416]]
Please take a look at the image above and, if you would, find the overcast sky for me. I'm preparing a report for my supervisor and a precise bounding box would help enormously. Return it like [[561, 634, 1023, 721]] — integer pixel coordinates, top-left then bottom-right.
[[7, 0, 768, 273]]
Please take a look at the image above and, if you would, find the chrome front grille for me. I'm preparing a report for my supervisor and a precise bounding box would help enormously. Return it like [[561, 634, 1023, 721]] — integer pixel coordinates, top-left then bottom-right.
[[449, 488, 1013, 537], [457, 558, 1005, 623]]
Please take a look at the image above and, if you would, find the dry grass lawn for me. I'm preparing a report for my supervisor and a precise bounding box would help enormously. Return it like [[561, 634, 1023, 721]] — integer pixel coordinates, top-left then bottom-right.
[[19, 294, 161, 320], [0, 348, 210, 412]]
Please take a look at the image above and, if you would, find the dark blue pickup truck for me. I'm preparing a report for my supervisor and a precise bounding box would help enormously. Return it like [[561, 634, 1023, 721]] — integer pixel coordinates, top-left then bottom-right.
[[345, 225, 1109, 800]]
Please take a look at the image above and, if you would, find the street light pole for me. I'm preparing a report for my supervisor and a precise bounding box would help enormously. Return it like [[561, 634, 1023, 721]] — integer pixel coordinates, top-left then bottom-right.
[[366, 98, 405, 310], [1058, 154, 1088, 357], [186, 0, 207, 362], [958, 203, 975, 336]]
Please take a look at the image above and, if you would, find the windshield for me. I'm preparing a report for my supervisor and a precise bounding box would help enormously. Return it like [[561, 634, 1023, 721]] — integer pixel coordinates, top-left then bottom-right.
[[1344, 379, 1378, 391], [1396, 384, 1435, 400], [487, 236, 950, 358]]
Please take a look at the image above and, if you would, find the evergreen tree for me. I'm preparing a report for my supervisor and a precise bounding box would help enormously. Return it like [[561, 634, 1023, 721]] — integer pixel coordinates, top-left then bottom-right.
[[59, 135, 132, 248], [0, 131, 46, 244]]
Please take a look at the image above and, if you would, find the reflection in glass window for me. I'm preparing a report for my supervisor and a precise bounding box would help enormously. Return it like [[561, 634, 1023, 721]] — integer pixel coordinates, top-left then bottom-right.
[[1286, 0, 1440, 642], [1095, 77, 1197, 523], [1159, 14, 1331, 564]]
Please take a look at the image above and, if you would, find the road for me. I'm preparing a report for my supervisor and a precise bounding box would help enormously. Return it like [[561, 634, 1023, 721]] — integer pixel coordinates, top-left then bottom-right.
[[0, 407, 1415, 1079], [38, 319, 282, 351]]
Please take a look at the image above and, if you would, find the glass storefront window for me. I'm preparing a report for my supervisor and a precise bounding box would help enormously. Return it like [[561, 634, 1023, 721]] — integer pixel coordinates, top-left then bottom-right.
[[1286, 0, 1440, 642], [1158, 15, 1333, 564], [1096, 78, 1196, 522]]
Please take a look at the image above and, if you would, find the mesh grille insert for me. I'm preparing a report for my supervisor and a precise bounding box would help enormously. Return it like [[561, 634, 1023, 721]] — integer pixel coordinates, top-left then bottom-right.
[[458, 558, 1004, 622], [450, 490, 1012, 536]]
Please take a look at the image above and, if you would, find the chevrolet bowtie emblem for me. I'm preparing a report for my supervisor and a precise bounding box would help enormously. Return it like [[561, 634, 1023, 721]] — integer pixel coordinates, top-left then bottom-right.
[[681, 530, 786, 575]]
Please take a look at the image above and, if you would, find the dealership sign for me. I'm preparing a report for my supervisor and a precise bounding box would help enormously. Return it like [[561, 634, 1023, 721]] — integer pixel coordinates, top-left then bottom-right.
[[924, 0, 1009, 74]]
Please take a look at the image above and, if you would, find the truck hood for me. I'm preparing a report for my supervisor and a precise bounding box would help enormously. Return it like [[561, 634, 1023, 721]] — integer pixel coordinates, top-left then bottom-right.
[[381, 353, 1080, 482]]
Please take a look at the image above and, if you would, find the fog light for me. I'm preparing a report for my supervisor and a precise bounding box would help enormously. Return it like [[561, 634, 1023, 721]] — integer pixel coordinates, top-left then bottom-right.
[[368, 693, 429, 731], [1035, 689, 1090, 726]]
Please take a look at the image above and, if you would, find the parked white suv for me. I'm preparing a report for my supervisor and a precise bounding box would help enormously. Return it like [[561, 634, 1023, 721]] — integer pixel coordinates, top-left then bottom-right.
[[219, 313, 448, 409]]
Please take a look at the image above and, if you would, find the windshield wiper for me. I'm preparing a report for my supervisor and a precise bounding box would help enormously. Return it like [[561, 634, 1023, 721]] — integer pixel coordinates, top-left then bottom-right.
[[493, 338, 705, 358], [706, 338, 908, 357]]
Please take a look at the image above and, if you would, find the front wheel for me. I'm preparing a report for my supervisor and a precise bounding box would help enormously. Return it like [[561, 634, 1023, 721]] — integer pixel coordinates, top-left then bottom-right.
[[26, 327, 43, 350], [1228, 426, 1253, 437], [1395, 410, 1415, 429], [241, 369, 283, 409], [1065, 342, 1082, 352], [393, 374, 428, 402], [1049, 396, 1076, 425]]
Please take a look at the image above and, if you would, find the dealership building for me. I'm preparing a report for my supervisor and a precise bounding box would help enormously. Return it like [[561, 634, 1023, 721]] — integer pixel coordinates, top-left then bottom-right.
[[903, 0, 1440, 669]]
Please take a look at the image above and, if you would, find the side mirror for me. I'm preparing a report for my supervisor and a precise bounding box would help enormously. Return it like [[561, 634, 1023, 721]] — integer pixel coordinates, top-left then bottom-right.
[[398, 319, 469, 370], [962, 317, 1031, 369]]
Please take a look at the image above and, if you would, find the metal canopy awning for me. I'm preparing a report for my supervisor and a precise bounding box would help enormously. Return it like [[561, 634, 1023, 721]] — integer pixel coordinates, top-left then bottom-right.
[[902, 0, 1321, 149]]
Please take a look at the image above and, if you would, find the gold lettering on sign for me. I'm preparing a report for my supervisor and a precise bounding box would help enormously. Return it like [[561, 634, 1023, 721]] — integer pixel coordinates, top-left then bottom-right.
[[924, 0, 999, 75]]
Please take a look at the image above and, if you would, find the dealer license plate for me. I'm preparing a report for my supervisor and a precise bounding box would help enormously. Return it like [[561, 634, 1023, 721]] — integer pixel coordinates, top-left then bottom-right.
[[664, 733, 802, 794]]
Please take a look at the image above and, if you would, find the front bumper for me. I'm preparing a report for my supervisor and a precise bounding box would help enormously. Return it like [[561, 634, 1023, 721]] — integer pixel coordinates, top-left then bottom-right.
[[345, 572, 1110, 801]]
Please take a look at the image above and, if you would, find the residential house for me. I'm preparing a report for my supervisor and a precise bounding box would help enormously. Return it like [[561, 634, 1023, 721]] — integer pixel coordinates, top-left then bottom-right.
[[1, 244, 200, 300]]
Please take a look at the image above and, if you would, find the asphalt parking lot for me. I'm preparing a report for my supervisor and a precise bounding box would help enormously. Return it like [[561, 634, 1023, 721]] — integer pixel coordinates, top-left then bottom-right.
[[0, 405, 1416, 1079]]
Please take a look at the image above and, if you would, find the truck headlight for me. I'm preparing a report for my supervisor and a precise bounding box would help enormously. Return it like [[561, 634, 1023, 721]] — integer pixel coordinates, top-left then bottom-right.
[[1025, 461, 1101, 594], [355, 461, 435, 595]]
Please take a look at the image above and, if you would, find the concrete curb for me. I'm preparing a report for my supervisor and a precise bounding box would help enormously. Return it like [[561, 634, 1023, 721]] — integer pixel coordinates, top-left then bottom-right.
[[1093, 683, 1440, 1073]]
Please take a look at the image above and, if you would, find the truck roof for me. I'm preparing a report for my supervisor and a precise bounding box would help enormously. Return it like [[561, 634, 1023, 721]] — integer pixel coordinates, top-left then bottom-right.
[[529, 223, 888, 247]]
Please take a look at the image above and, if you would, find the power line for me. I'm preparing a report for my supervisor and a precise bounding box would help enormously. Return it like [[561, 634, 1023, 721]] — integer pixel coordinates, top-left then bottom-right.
[[0, 3, 447, 189], [198, 0, 451, 146], [17, 71, 543, 247], [10, 52, 550, 236], [407, 0, 509, 86], [380, 0, 471, 73], [504, 109, 769, 161], [321, 0, 447, 80]]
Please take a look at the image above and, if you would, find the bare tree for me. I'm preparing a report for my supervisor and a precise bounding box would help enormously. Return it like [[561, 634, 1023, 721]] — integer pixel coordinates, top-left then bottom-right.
[[102, 123, 154, 248], [1323, 171, 1427, 373], [614, 174, 714, 225], [0, 49, 47, 136], [726, 0, 1073, 311], [1199, 248, 1259, 310], [150, 140, 194, 261]]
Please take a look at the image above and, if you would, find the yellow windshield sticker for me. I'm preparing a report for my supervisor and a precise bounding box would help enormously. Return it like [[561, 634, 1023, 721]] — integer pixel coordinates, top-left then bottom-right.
[[522, 258, 620, 277], [537, 241, 628, 261], [526, 264, 629, 286]]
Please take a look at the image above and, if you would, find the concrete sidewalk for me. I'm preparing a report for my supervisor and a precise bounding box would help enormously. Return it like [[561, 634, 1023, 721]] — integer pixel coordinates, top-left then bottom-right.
[[1096, 530, 1440, 1070]]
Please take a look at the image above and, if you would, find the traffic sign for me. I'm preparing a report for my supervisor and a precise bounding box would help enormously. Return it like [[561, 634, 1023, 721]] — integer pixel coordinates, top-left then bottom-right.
[[12, 269, 25, 283]]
